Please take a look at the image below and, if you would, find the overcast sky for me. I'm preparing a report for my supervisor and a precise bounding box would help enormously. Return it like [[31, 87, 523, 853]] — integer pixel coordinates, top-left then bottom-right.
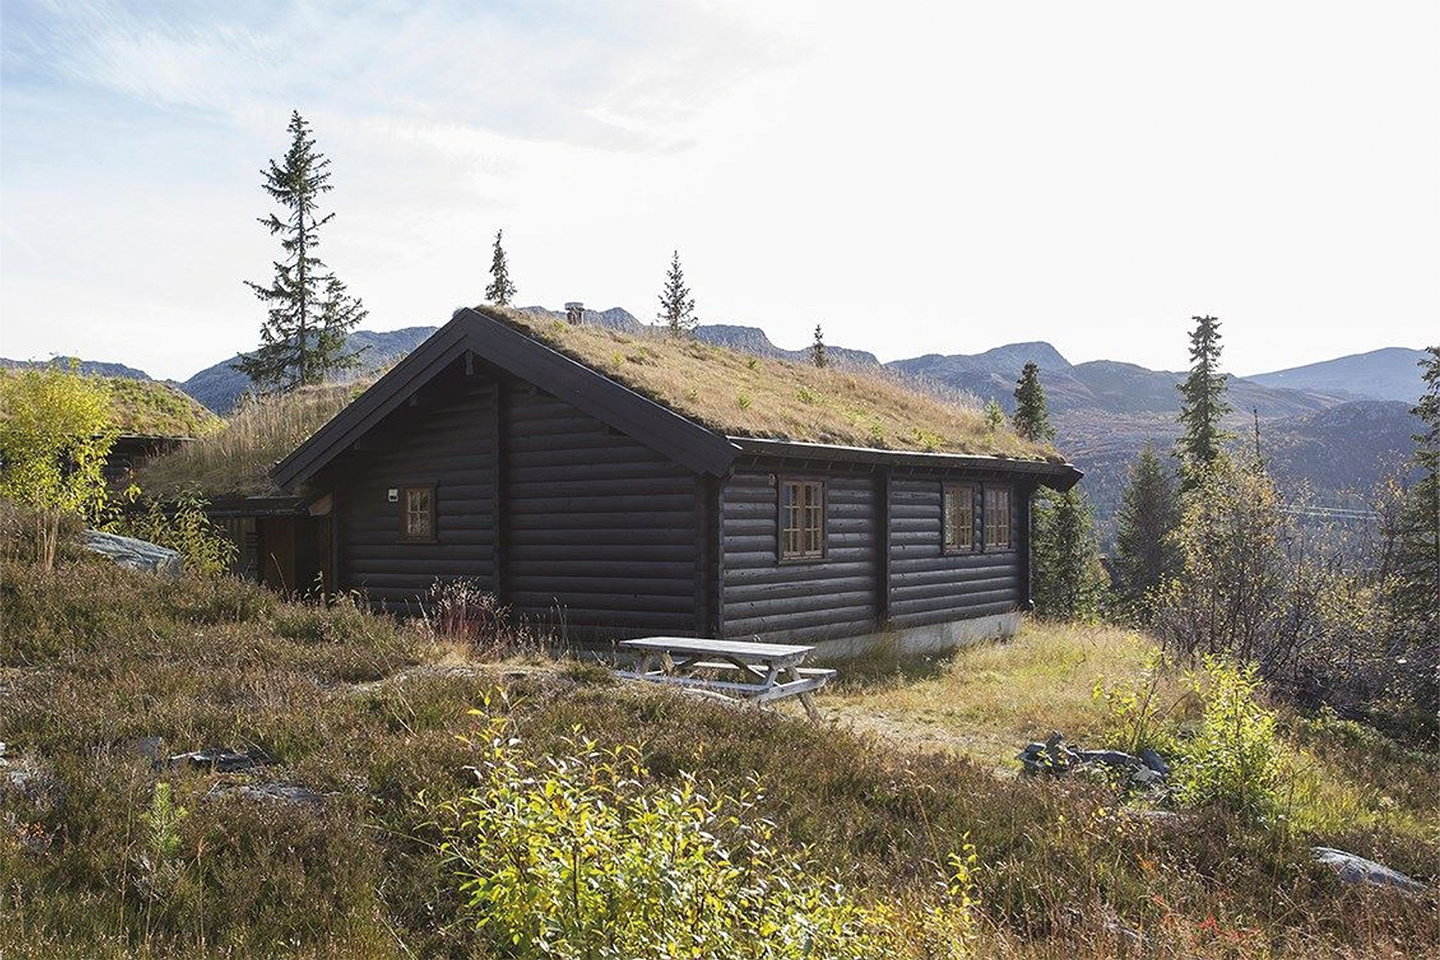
[[2, 0, 1436, 381]]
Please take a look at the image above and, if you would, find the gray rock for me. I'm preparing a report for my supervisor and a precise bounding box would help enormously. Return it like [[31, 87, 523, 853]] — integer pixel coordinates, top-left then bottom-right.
[[168, 748, 265, 773], [1077, 749, 1142, 769], [82, 530, 183, 578], [1130, 767, 1165, 788], [1313, 847, 1428, 892], [1138, 747, 1171, 775], [235, 783, 325, 807]]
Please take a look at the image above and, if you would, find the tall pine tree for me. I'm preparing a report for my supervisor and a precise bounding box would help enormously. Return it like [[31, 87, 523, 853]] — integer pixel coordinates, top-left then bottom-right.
[[657, 250, 696, 336], [1032, 487, 1107, 620], [1012, 361, 1055, 442], [811, 324, 827, 368], [485, 229, 517, 306], [1176, 314, 1232, 485], [1114, 440, 1181, 613], [235, 111, 367, 392]]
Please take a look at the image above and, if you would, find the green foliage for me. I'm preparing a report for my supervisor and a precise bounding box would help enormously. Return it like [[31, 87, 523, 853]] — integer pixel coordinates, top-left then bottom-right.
[[982, 399, 1005, 434], [485, 228, 518, 306], [657, 249, 696, 336], [1032, 488, 1108, 620], [811, 323, 828, 368], [1175, 657, 1283, 820], [1092, 648, 1183, 756], [1113, 441, 1181, 614], [1010, 362, 1054, 442], [0, 365, 116, 569], [1153, 458, 1284, 665], [1175, 315, 1233, 487], [235, 111, 368, 392], [112, 493, 238, 577], [737, 392, 752, 410], [433, 717, 977, 959], [0, 371, 221, 438]]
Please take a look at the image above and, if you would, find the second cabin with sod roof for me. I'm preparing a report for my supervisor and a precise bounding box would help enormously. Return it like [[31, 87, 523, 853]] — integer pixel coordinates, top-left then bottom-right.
[[264, 305, 1082, 658]]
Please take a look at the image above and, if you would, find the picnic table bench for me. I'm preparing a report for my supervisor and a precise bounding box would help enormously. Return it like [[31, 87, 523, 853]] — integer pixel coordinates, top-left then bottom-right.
[[615, 637, 835, 719]]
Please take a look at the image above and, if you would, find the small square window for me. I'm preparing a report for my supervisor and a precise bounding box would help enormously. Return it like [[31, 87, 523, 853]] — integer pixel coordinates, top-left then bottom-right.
[[942, 484, 975, 552], [779, 479, 825, 561], [401, 485, 435, 541], [983, 486, 1011, 551]]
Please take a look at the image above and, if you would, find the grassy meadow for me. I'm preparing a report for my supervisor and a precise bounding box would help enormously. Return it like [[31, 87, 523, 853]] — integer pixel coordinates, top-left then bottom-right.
[[2, 543, 1436, 958]]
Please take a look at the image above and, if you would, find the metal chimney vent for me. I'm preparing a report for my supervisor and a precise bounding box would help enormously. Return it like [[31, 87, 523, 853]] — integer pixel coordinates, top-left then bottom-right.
[[564, 302, 585, 324]]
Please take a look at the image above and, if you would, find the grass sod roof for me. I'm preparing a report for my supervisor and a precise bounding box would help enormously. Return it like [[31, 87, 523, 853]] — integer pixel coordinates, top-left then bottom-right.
[[481, 306, 1060, 462], [0, 368, 222, 439], [141, 308, 1063, 498], [137, 381, 373, 498]]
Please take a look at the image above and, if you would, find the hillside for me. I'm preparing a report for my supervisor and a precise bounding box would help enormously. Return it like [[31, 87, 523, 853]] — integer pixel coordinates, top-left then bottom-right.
[[2, 548, 1435, 957], [0, 355, 153, 380], [1248, 347, 1430, 403]]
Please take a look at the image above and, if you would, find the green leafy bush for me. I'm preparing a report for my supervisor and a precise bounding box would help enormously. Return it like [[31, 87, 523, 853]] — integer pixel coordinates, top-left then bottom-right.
[[1175, 657, 1282, 819], [432, 716, 978, 959], [113, 492, 237, 576], [1092, 648, 1185, 756]]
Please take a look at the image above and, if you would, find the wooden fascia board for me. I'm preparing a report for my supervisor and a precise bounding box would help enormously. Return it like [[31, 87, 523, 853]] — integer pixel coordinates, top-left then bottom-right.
[[454, 310, 737, 476], [727, 437, 1083, 489]]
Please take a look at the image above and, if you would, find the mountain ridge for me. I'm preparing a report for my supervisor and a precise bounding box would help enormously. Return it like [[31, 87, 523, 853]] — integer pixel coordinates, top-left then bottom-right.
[[12, 310, 1426, 545]]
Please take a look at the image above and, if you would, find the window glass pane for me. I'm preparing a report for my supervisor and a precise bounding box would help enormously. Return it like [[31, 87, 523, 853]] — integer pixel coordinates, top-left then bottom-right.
[[780, 480, 824, 559], [404, 487, 433, 539], [984, 487, 1010, 549], [944, 485, 973, 551]]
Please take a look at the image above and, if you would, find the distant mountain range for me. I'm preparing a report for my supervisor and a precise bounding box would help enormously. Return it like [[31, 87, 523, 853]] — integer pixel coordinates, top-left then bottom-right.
[[1246, 347, 1430, 403], [5, 310, 1427, 546]]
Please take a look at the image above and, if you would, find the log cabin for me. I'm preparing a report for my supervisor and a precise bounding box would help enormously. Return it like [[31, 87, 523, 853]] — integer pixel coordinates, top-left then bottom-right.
[[180, 306, 1082, 658]]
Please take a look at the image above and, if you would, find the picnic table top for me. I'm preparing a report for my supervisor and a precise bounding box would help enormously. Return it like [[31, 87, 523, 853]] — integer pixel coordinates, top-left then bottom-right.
[[619, 637, 815, 661]]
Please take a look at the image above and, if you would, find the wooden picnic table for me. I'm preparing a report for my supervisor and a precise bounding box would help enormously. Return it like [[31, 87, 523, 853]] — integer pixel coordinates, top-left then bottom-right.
[[615, 637, 834, 719]]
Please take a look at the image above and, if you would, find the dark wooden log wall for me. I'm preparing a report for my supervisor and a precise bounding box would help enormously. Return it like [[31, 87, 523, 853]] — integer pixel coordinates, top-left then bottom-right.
[[887, 477, 1020, 628], [332, 375, 498, 610], [719, 469, 881, 643], [503, 385, 699, 640]]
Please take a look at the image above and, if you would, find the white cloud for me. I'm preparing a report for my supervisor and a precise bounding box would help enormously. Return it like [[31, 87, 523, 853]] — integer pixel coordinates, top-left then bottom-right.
[[1, 0, 1436, 380]]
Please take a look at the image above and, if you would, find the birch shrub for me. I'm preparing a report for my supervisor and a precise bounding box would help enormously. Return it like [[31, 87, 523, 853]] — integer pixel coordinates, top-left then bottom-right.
[[1175, 657, 1283, 820], [431, 716, 978, 960]]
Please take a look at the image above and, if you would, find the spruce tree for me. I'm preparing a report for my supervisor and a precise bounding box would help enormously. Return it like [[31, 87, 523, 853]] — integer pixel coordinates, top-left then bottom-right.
[[657, 250, 696, 336], [1388, 345, 1440, 630], [1176, 314, 1232, 485], [235, 111, 367, 392], [1012, 361, 1055, 442], [983, 399, 1005, 434], [485, 229, 517, 306], [1114, 440, 1181, 613], [811, 324, 827, 368], [1032, 487, 1106, 620]]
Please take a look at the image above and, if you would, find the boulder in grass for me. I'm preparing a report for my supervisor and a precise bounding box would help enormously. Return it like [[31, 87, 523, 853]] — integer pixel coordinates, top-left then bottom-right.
[[82, 530, 182, 578], [1312, 847, 1428, 892]]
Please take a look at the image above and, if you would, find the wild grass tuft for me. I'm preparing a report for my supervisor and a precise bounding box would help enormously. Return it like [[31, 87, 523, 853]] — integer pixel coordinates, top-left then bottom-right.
[[137, 380, 373, 497]]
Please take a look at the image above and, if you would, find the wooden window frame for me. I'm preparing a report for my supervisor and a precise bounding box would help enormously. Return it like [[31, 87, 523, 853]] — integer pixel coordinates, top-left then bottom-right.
[[942, 482, 977, 554], [399, 483, 438, 542], [777, 477, 826, 563], [982, 484, 1012, 552]]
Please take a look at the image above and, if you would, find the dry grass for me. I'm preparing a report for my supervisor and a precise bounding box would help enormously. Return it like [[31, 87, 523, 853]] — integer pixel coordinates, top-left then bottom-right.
[[1, 552, 1436, 958], [137, 381, 373, 497], [485, 306, 1060, 460], [821, 621, 1180, 767]]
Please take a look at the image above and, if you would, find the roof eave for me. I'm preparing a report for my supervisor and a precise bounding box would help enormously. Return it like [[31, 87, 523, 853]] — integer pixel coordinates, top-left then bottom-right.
[[725, 436, 1083, 490]]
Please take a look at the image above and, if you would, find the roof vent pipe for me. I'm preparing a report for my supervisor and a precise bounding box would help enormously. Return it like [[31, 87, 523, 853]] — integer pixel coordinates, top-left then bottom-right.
[[565, 302, 584, 324]]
